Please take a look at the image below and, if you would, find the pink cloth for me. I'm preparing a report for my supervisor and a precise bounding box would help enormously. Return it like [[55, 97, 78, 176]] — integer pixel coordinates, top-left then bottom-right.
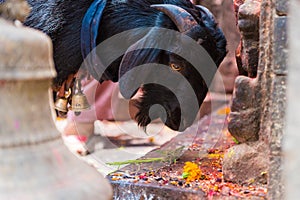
[[67, 79, 117, 123]]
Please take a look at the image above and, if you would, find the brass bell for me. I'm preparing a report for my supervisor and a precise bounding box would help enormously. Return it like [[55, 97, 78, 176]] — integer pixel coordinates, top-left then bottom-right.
[[54, 88, 71, 113], [71, 78, 90, 115], [54, 97, 68, 112]]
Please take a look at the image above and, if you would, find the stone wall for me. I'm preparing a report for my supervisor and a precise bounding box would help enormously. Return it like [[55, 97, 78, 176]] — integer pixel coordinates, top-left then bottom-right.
[[260, 0, 287, 199], [223, 0, 288, 199]]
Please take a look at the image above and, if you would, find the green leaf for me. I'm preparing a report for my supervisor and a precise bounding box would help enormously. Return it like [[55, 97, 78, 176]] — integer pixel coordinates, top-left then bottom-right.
[[182, 172, 190, 179], [232, 137, 239, 144]]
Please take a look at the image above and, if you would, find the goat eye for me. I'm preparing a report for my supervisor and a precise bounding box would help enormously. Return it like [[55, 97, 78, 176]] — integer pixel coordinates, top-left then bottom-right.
[[170, 63, 181, 71]]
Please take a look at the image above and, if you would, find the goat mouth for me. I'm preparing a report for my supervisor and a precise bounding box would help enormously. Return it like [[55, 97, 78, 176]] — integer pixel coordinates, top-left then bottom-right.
[[129, 83, 200, 131], [165, 113, 192, 131], [133, 106, 189, 131], [132, 96, 183, 131], [133, 107, 180, 131]]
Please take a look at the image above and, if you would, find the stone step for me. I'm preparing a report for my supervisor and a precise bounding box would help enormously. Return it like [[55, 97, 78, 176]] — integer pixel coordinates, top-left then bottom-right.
[[107, 105, 267, 199]]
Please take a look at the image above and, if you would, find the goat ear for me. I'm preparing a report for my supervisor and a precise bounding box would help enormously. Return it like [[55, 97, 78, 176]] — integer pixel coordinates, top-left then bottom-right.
[[81, 0, 107, 63], [118, 44, 163, 99]]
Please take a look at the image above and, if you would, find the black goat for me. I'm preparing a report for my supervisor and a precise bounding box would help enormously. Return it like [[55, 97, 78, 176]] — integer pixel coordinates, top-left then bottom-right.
[[25, 0, 227, 131]]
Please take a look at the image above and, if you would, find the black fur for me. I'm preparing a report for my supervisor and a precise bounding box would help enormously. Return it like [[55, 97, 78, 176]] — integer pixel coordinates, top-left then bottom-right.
[[25, 0, 94, 88], [98, 0, 226, 82], [24, 0, 227, 131]]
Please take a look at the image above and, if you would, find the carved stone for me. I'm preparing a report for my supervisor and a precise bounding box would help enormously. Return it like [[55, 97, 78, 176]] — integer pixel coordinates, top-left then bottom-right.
[[237, 0, 261, 77], [228, 76, 260, 143], [223, 1, 287, 196]]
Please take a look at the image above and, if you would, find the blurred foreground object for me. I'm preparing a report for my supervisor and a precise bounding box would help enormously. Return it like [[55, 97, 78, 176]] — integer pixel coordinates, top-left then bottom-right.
[[0, 0, 31, 22], [0, 14, 112, 200]]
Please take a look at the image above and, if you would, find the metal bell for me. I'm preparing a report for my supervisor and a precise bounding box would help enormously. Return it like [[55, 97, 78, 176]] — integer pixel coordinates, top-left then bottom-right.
[[54, 88, 71, 113], [54, 97, 68, 112], [71, 79, 90, 115]]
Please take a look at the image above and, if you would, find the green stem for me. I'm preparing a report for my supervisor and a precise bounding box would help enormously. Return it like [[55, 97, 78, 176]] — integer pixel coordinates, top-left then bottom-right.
[[106, 157, 164, 166]]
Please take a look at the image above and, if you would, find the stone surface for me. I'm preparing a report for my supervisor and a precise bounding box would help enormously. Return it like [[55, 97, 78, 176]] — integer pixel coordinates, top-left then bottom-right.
[[233, 0, 245, 75], [237, 0, 261, 77], [269, 155, 284, 198], [238, 0, 261, 36], [107, 114, 219, 199], [111, 181, 205, 200], [107, 106, 267, 199], [225, 1, 287, 198], [0, 18, 56, 80], [273, 16, 288, 75], [268, 76, 286, 155], [223, 143, 268, 184], [228, 76, 260, 143], [0, 17, 112, 199], [276, 0, 288, 16], [264, 1, 287, 199], [223, 0, 265, 187]]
